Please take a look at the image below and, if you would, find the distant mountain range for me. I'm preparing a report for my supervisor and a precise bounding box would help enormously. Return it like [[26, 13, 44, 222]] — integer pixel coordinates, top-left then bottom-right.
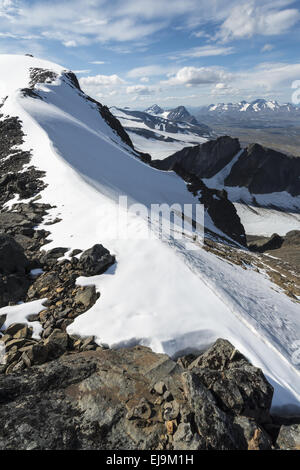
[[197, 99, 300, 116], [111, 105, 212, 160]]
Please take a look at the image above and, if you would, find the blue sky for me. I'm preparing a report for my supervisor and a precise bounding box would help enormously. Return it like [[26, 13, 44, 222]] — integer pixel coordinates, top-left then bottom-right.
[[1, 0, 300, 108]]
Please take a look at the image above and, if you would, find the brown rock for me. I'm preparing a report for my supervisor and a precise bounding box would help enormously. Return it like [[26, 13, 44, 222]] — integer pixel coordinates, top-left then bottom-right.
[[5, 323, 28, 337]]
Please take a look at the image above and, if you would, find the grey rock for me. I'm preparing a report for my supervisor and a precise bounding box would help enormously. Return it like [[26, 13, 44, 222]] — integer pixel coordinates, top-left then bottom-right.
[[173, 423, 203, 450], [0, 339, 276, 450], [189, 339, 273, 423], [277, 424, 300, 450], [0, 234, 29, 275], [44, 329, 68, 358], [163, 400, 180, 421], [233, 416, 272, 450], [74, 286, 98, 309], [79, 244, 115, 276]]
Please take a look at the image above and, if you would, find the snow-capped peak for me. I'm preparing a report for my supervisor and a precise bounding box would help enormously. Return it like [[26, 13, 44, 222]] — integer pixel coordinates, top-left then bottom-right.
[[144, 104, 164, 115], [206, 98, 298, 114]]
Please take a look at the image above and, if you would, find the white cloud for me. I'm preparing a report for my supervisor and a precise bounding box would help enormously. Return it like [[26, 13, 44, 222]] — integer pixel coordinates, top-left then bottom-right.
[[63, 40, 77, 47], [170, 45, 235, 60], [126, 85, 156, 95], [217, 3, 300, 42], [127, 65, 175, 78], [80, 74, 125, 87], [90, 60, 106, 65], [210, 83, 240, 96], [261, 44, 274, 52], [0, 0, 299, 50], [238, 62, 300, 91], [163, 66, 230, 86], [140, 77, 149, 83], [73, 69, 91, 74]]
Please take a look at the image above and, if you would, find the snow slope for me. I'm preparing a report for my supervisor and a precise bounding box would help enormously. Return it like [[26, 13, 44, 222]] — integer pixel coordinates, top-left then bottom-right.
[[0, 55, 300, 411], [111, 106, 208, 160]]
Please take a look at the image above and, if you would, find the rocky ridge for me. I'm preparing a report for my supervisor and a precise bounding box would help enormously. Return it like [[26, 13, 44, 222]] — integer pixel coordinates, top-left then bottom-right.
[[152, 136, 300, 199], [0, 338, 298, 450]]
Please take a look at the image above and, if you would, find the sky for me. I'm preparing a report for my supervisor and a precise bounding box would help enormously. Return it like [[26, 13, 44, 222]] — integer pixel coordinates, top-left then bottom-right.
[[1, 0, 300, 108]]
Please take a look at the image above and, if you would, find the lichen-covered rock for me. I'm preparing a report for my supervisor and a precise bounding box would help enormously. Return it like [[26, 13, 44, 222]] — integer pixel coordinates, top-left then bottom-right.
[[0, 339, 276, 450], [189, 339, 273, 423], [79, 244, 115, 276], [276, 424, 300, 450]]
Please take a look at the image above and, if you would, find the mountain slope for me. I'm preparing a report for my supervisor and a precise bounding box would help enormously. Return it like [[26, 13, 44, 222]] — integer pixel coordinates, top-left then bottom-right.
[[198, 99, 300, 116], [111, 106, 211, 160], [0, 55, 300, 410], [153, 136, 300, 237]]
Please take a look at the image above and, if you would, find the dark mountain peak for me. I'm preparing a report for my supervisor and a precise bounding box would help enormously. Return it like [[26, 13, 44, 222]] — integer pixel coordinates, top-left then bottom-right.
[[167, 105, 199, 125], [144, 104, 164, 115]]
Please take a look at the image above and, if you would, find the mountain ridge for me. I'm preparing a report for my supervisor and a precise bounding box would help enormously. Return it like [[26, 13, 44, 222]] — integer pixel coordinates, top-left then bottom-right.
[[0, 55, 300, 419]]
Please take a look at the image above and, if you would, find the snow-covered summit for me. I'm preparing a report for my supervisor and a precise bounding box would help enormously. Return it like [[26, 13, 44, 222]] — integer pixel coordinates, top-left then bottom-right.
[[144, 104, 164, 115], [206, 99, 299, 114]]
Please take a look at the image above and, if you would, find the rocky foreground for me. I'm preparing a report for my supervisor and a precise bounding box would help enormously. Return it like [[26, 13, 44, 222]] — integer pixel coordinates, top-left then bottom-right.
[[0, 338, 299, 450]]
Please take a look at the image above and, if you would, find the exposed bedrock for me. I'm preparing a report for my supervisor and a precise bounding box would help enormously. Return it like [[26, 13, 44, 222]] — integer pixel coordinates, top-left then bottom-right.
[[151, 136, 240, 178], [0, 338, 284, 450]]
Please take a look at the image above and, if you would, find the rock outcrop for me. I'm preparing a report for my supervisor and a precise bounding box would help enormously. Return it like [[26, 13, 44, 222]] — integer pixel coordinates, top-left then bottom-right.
[[152, 136, 240, 178], [0, 234, 31, 307], [179, 171, 246, 246], [0, 339, 279, 450], [225, 143, 300, 196]]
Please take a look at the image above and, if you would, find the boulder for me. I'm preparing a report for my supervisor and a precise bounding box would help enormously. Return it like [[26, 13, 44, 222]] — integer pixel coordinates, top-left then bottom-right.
[[44, 329, 69, 359], [276, 424, 300, 450], [0, 340, 276, 450], [74, 286, 98, 309], [5, 323, 30, 338], [25, 343, 48, 365], [233, 416, 272, 450], [79, 244, 115, 276], [0, 235, 31, 307], [189, 339, 273, 423], [0, 234, 29, 275], [181, 371, 242, 450]]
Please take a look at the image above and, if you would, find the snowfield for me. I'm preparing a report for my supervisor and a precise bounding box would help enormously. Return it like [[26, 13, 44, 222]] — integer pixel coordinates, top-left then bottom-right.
[[111, 106, 208, 160], [0, 55, 300, 412]]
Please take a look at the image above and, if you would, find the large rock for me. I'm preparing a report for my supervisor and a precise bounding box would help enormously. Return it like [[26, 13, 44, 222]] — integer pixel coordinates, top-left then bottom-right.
[[44, 329, 69, 359], [188, 339, 273, 423], [276, 424, 300, 450], [0, 234, 29, 275], [79, 244, 115, 276], [0, 340, 275, 450], [186, 177, 247, 246]]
